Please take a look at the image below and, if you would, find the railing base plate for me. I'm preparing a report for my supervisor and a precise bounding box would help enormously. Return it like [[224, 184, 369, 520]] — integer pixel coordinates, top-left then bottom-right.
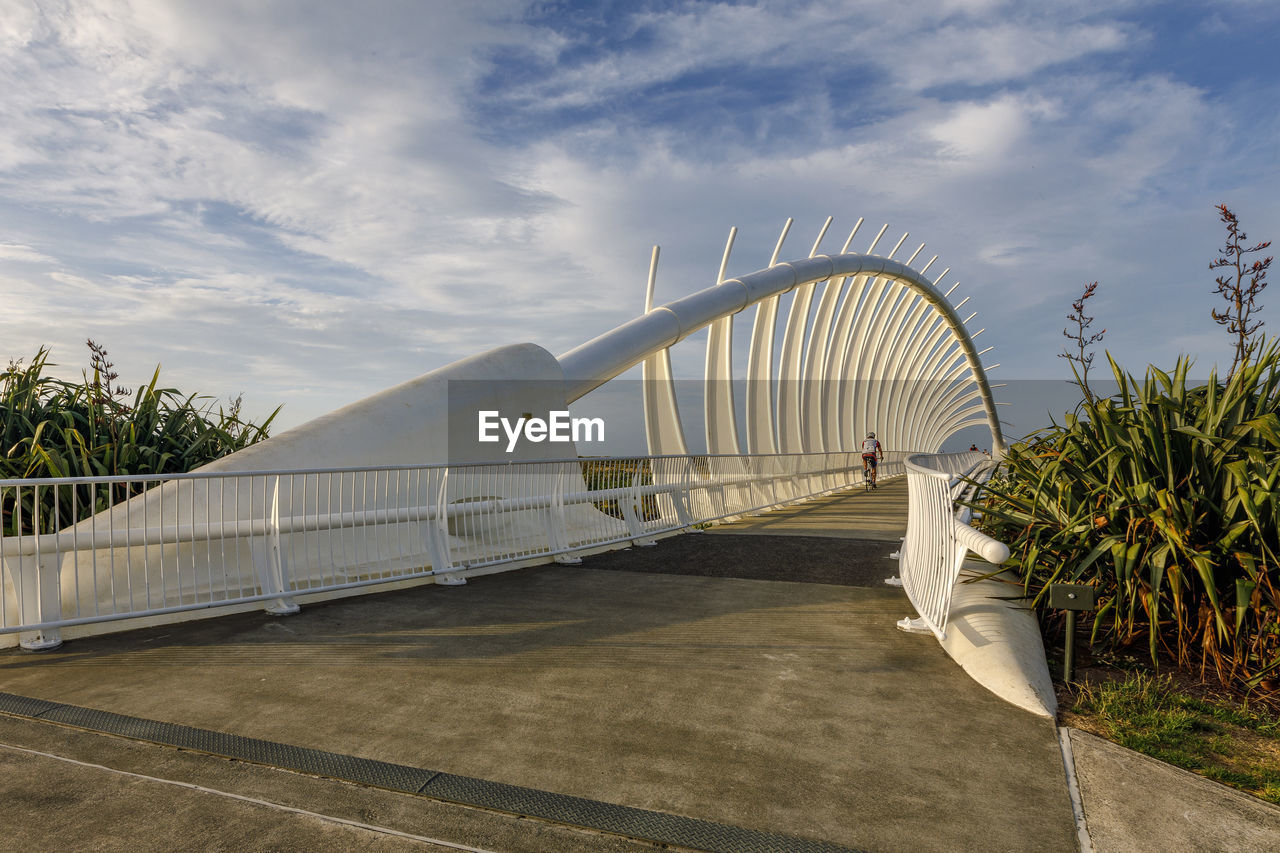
[[19, 633, 63, 652], [896, 616, 932, 634], [435, 573, 467, 586]]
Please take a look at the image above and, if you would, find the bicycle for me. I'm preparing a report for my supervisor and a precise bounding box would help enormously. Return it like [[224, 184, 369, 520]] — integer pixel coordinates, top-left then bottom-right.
[[862, 455, 878, 491]]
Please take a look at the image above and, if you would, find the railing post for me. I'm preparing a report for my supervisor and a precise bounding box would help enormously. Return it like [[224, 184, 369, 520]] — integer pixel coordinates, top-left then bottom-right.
[[672, 459, 694, 527], [549, 464, 582, 564], [425, 469, 465, 585], [724, 456, 749, 519], [10, 554, 63, 651], [766, 456, 781, 506], [252, 476, 299, 615], [621, 462, 657, 546]]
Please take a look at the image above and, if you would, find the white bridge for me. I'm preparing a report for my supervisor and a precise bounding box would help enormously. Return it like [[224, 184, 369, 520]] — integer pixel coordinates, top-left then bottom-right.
[[1, 216, 1011, 661]]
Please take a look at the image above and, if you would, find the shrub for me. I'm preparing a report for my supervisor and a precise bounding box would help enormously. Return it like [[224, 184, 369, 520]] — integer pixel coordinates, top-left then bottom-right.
[[977, 345, 1280, 693], [2, 344, 279, 535]]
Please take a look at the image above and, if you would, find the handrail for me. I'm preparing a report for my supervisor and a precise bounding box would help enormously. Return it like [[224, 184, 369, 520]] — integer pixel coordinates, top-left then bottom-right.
[[1, 451, 907, 648], [897, 452, 1008, 639], [0, 449, 913, 488], [4, 448, 1009, 650]]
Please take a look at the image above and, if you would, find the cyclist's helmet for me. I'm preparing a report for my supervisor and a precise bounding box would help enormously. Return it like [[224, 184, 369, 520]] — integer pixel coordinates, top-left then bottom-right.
[[866, 432, 875, 438]]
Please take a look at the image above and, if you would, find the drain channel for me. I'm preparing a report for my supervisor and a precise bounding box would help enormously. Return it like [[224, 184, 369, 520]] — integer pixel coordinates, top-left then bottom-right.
[[0, 692, 863, 853]]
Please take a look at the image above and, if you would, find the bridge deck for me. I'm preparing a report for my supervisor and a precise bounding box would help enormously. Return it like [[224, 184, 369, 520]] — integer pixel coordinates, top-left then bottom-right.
[[0, 483, 1077, 853], [709, 476, 910, 541]]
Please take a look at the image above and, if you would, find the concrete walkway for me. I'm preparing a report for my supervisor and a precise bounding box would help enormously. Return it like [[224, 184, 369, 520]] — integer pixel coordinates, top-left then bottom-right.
[[707, 477, 910, 541], [1065, 728, 1280, 851], [1, 481, 1274, 851], [0, 557, 1077, 852]]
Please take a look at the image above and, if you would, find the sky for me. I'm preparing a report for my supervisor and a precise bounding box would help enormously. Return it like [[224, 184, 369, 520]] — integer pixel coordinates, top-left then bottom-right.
[[2, 0, 1278, 451]]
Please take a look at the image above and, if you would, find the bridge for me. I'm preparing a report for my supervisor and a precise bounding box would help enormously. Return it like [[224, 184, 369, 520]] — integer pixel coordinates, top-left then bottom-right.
[[1, 216, 1011, 659], [5, 220, 1274, 850]]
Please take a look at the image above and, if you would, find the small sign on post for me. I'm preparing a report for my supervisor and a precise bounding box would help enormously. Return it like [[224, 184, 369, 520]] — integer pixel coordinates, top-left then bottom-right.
[[1048, 583, 1096, 684]]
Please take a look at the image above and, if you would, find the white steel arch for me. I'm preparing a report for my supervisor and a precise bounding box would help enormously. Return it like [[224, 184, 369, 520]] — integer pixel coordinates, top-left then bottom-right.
[[743, 218, 793, 455], [704, 227, 740, 455], [800, 219, 864, 452], [558, 218, 1005, 456]]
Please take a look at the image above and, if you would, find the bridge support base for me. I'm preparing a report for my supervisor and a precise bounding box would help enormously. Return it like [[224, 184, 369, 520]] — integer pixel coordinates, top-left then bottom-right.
[[435, 573, 467, 586], [19, 631, 63, 652], [264, 598, 300, 616]]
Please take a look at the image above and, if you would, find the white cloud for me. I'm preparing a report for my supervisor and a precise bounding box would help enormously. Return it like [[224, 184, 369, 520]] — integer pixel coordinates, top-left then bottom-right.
[[0, 0, 1275, 437], [0, 243, 55, 263], [895, 20, 1133, 89], [929, 95, 1049, 162]]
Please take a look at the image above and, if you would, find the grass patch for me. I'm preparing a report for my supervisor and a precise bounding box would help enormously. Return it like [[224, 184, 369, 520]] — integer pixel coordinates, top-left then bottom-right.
[[1061, 669, 1280, 804]]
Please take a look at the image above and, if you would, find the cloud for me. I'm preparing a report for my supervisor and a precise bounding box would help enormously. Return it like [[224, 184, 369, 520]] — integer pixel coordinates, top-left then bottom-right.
[[929, 94, 1052, 161], [894, 20, 1133, 90], [0, 243, 56, 263], [0, 0, 1276, 438]]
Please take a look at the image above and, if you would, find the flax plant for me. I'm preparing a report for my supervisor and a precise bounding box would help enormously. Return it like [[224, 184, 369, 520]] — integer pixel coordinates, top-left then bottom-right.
[[977, 345, 1280, 693], [2, 345, 278, 536], [580, 457, 659, 520]]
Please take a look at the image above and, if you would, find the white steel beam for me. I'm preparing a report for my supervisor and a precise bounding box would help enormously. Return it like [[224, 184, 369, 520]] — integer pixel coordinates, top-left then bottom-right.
[[559, 233, 1005, 454], [639, 246, 689, 455], [802, 220, 863, 452], [777, 217, 833, 452], [744, 219, 793, 454], [704, 227, 741, 455]]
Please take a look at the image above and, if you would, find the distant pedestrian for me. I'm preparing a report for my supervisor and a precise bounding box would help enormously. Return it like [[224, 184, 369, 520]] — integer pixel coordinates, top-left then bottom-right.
[[969, 443, 978, 451]]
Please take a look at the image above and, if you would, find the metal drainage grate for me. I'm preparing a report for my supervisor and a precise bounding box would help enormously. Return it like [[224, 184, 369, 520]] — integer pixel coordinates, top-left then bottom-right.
[[0, 691, 863, 853]]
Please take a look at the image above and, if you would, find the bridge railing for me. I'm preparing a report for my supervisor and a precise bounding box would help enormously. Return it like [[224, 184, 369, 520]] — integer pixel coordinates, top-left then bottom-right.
[[897, 452, 1009, 639], [1, 450, 907, 649]]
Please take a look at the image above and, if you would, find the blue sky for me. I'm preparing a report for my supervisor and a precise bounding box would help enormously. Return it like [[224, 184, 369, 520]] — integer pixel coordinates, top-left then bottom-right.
[[2, 1, 1278, 444]]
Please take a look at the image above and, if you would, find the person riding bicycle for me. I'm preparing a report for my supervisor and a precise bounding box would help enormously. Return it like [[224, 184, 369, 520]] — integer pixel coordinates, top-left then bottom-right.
[[861, 432, 884, 488]]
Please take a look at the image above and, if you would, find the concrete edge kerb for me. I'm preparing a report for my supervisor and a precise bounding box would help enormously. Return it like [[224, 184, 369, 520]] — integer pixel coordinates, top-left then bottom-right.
[[1057, 727, 1094, 853]]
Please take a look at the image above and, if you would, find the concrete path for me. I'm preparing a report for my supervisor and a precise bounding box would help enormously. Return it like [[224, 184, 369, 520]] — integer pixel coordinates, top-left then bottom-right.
[[1065, 728, 1280, 852], [0, 565, 1078, 851], [6, 481, 1272, 851], [0, 487, 1079, 852], [707, 477, 910, 541]]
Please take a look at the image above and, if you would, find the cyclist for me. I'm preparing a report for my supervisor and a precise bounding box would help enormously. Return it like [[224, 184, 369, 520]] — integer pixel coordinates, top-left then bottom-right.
[[861, 432, 884, 489]]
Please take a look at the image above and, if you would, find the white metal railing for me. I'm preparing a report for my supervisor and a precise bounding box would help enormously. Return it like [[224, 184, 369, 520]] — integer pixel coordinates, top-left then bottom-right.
[[1, 450, 908, 649], [897, 451, 1009, 639]]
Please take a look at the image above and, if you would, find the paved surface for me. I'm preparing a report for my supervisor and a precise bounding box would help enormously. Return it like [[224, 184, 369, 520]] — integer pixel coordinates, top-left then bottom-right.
[[1067, 729, 1280, 852], [0, 711, 657, 853], [707, 478, 909, 542], [1, 480, 1272, 851], [0, 557, 1077, 852]]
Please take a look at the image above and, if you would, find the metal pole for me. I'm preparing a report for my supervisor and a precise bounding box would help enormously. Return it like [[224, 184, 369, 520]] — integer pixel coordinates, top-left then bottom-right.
[[1064, 609, 1076, 684]]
